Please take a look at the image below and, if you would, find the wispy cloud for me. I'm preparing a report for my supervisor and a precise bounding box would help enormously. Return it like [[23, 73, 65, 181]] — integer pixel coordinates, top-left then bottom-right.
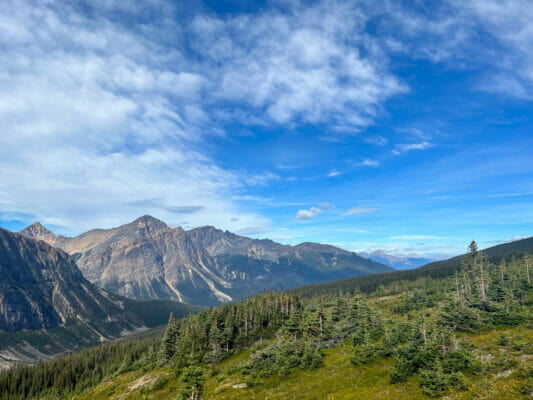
[[379, 0, 533, 99], [392, 141, 433, 155], [363, 135, 389, 146], [296, 207, 323, 221], [190, 1, 406, 130], [342, 207, 378, 216], [0, 0, 272, 233], [357, 158, 380, 167], [318, 202, 336, 209], [328, 169, 342, 177], [166, 206, 205, 214], [485, 235, 531, 244], [390, 235, 443, 240], [236, 226, 272, 235], [397, 127, 430, 139]]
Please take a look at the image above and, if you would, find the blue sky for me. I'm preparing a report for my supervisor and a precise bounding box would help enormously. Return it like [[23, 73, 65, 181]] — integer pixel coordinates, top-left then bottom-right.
[[0, 0, 531, 258]]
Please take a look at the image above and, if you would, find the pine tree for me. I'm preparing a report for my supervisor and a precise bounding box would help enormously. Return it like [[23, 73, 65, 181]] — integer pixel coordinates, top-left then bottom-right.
[[159, 314, 179, 364], [180, 364, 205, 400]]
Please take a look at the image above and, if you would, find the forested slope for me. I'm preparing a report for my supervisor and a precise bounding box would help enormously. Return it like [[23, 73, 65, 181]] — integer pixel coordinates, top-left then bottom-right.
[[293, 236, 533, 298]]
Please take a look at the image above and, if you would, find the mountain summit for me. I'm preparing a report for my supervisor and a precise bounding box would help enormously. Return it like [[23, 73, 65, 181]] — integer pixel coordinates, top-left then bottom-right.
[[19, 222, 69, 247], [20, 217, 392, 306]]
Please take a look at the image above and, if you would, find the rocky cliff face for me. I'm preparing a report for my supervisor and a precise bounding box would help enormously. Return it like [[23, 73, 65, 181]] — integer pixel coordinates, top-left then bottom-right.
[[0, 227, 198, 369], [19, 222, 70, 248], [0, 228, 131, 332], [20, 216, 392, 306]]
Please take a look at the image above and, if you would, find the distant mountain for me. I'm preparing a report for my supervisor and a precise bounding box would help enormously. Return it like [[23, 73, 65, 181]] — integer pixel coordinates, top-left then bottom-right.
[[20, 216, 392, 306], [0, 228, 198, 369], [360, 250, 436, 270]]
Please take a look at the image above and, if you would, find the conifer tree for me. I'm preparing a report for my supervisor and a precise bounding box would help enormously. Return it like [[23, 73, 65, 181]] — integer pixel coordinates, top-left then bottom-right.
[[159, 314, 179, 364]]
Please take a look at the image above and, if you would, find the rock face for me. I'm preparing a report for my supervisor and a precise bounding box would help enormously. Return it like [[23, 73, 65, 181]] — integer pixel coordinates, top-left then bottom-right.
[[0, 227, 198, 369], [19, 222, 70, 248], [20, 216, 392, 306], [0, 228, 131, 332]]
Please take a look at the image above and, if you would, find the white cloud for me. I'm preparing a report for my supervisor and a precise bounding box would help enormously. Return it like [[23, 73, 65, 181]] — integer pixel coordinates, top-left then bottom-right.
[[295, 207, 323, 221], [328, 170, 342, 177], [342, 207, 377, 216], [189, 1, 407, 130], [357, 158, 380, 167], [485, 235, 531, 244], [397, 127, 430, 139], [0, 0, 269, 233], [363, 135, 389, 146], [456, 0, 533, 99], [378, 0, 533, 99], [392, 141, 433, 155]]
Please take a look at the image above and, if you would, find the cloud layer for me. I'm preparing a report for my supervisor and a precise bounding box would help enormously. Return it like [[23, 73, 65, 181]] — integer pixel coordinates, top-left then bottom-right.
[[0, 0, 409, 233]]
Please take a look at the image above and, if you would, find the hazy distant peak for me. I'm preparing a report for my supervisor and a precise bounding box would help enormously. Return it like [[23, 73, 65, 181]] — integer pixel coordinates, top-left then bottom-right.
[[361, 249, 436, 270]]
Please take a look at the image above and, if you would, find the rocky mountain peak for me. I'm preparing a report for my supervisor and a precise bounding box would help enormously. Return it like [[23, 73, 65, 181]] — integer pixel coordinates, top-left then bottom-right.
[[131, 215, 168, 230], [19, 222, 69, 247], [20, 222, 52, 238]]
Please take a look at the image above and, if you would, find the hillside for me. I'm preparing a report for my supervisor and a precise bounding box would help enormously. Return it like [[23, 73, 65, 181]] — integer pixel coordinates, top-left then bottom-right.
[[0, 228, 199, 370], [292, 236, 533, 298], [20, 216, 392, 306], [1, 240, 531, 399]]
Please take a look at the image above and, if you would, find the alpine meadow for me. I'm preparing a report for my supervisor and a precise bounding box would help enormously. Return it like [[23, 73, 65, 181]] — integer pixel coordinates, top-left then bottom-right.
[[0, 0, 531, 399]]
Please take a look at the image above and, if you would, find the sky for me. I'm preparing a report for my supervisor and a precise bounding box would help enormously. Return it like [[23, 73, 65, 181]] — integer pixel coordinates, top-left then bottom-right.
[[0, 0, 532, 259]]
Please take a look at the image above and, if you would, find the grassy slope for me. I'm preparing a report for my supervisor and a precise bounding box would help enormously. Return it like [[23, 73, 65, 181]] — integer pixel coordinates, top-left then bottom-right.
[[73, 327, 532, 400], [71, 284, 533, 400]]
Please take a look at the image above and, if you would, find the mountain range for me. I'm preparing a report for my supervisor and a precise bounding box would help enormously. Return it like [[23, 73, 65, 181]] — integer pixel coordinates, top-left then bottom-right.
[[360, 249, 436, 270], [20, 216, 392, 306]]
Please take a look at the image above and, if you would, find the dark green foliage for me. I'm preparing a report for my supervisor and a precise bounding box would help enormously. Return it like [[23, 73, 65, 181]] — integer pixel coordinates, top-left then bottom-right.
[[180, 364, 205, 400], [351, 343, 381, 366], [159, 314, 180, 364], [419, 364, 449, 397], [246, 339, 324, 378], [0, 328, 163, 400], [389, 317, 474, 396]]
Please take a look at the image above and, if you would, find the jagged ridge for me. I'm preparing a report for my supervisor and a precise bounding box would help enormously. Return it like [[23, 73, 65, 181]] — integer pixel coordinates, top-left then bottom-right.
[[20, 216, 392, 306]]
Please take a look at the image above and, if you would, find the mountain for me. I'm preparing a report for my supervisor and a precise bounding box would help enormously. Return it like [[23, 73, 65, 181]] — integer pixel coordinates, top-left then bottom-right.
[[19, 216, 392, 306], [0, 228, 198, 370], [360, 249, 436, 270]]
